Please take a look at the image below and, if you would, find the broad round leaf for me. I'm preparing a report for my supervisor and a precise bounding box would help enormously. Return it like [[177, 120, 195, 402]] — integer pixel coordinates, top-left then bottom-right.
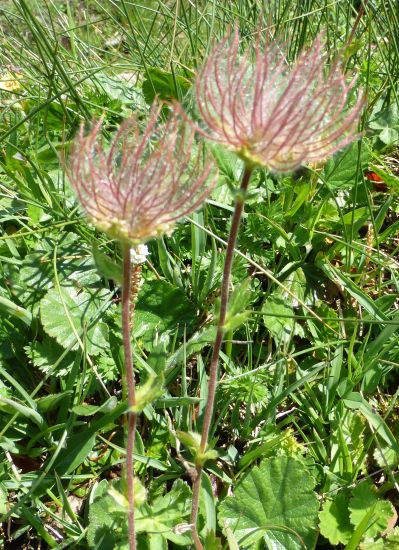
[[219, 457, 319, 549]]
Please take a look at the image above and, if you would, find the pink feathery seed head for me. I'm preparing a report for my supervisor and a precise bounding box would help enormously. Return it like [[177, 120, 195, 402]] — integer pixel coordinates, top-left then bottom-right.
[[195, 27, 365, 172], [68, 104, 218, 245]]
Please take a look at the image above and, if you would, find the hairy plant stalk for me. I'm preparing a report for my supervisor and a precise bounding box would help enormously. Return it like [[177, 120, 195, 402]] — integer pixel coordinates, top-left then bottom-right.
[[191, 165, 253, 549], [122, 243, 137, 550]]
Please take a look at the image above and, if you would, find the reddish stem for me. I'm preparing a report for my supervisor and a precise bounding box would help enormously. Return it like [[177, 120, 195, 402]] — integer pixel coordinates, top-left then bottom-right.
[[122, 244, 137, 550], [190, 165, 253, 549]]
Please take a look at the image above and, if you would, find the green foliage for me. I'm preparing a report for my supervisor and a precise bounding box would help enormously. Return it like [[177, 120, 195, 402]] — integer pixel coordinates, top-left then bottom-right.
[[0, 1, 399, 547], [319, 482, 397, 547], [87, 479, 192, 549], [319, 490, 353, 545], [40, 285, 111, 354], [219, 457, 319, 549], [142, 68, 191, 104], [349, 482, 395, 539], [134, 279, 196, 349]]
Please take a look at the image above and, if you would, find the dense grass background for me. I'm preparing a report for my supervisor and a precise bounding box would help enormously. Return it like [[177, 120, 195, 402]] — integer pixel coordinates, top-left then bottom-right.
[[1, 0, 399, 548]]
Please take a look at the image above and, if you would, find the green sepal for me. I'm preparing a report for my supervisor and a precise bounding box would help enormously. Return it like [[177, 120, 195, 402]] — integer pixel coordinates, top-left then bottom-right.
[[176, 431, 218, 466]]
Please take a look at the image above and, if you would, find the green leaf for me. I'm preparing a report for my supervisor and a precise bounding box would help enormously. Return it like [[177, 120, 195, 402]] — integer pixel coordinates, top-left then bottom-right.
[[319, 491, 353, 545], [142, 68, 191, 104], [262, 293, 295, 343], [0, 396, 44, 428], [176, 430, 202, 453], [343, 392, 399, 454], [153, 396, 201, 408], [27, 337, 74, 377], [319, 260, 387, 322], [0, 484, 7, 515], [349, 481, 394, 539], [223, 278, 252, 332], [0, 295, 32, 326], [40, 286, 111, 354], [36, 391, 73, 413], [72, 396, 118, 417], [134, 280, 196, 349], [88, 478, 192, 548], [204, 531, 223, 550], [137, 479, 192, 544], [176, 430, 217, 465], [385, 527, 399, 547], [92, 245, 122, 283], [324, 143, 369, 188], [15, 233, 100, 308], [54, 401, 127, 475], [219, 456, 319, 549], [369, 103, 399, 145], [87, 482, 129, 550]]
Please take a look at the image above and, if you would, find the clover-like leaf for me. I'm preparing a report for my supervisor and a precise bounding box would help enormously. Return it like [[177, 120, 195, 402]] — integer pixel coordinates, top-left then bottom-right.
[[219, 456, 319, 549]]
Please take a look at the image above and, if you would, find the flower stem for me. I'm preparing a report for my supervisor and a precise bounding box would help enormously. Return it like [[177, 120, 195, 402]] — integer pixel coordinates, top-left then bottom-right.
[[190, 165, 253, 549], [122, 243, 137, 550]]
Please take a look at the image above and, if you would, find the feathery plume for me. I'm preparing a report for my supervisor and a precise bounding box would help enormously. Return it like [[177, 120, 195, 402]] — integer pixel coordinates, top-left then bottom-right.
[[69, 105, 217, 244], [195, 28, 364, 172]]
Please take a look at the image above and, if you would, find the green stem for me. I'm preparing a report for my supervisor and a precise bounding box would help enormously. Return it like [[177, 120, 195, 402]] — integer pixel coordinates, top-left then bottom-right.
[[122, 244, 137, 550], [190, 165, 253, 549]]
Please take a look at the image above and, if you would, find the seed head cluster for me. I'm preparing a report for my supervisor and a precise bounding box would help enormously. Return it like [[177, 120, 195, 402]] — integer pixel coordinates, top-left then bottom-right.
[[195, 28, 364, 172], [69, 105, 217, 245], [69, 28, 364, 242]]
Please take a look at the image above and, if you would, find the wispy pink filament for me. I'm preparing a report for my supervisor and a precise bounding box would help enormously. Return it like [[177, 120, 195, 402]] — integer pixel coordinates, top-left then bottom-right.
[[195, 28, 364, 172], [69, 105, 217, 244]]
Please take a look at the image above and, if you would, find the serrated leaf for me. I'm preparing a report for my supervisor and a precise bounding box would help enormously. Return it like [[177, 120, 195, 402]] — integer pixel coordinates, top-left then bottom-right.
[[262, 293, 295, 343], [27, 336, 74, 376], [324, 143, 369, 188], [134, 280, 196, 349], [15, 233, 100, 307], [219, 456, 319, 549], [87, 482, 129, 550], [223, 278, 252, 332], [40, 286, 110, 354], [349, 482, 394, 539], [319, 491, 352, 545], [88, 479, 192, 548], [373, 443, 399, 469]]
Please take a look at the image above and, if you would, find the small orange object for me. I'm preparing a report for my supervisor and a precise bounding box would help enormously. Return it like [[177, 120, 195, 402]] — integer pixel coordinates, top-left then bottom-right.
[[364, 170, 384, 182], [364, 170, 388, 192]]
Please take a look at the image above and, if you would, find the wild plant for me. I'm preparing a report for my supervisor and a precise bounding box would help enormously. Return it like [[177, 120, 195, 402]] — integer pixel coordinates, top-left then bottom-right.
[[188, 27, 364, 548], [68, 104, 217, 550]]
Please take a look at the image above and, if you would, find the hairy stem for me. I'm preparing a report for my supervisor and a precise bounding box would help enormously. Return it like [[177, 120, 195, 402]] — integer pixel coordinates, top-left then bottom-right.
[[122, 244, 137, 550], [191, 165, 253, 549]]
